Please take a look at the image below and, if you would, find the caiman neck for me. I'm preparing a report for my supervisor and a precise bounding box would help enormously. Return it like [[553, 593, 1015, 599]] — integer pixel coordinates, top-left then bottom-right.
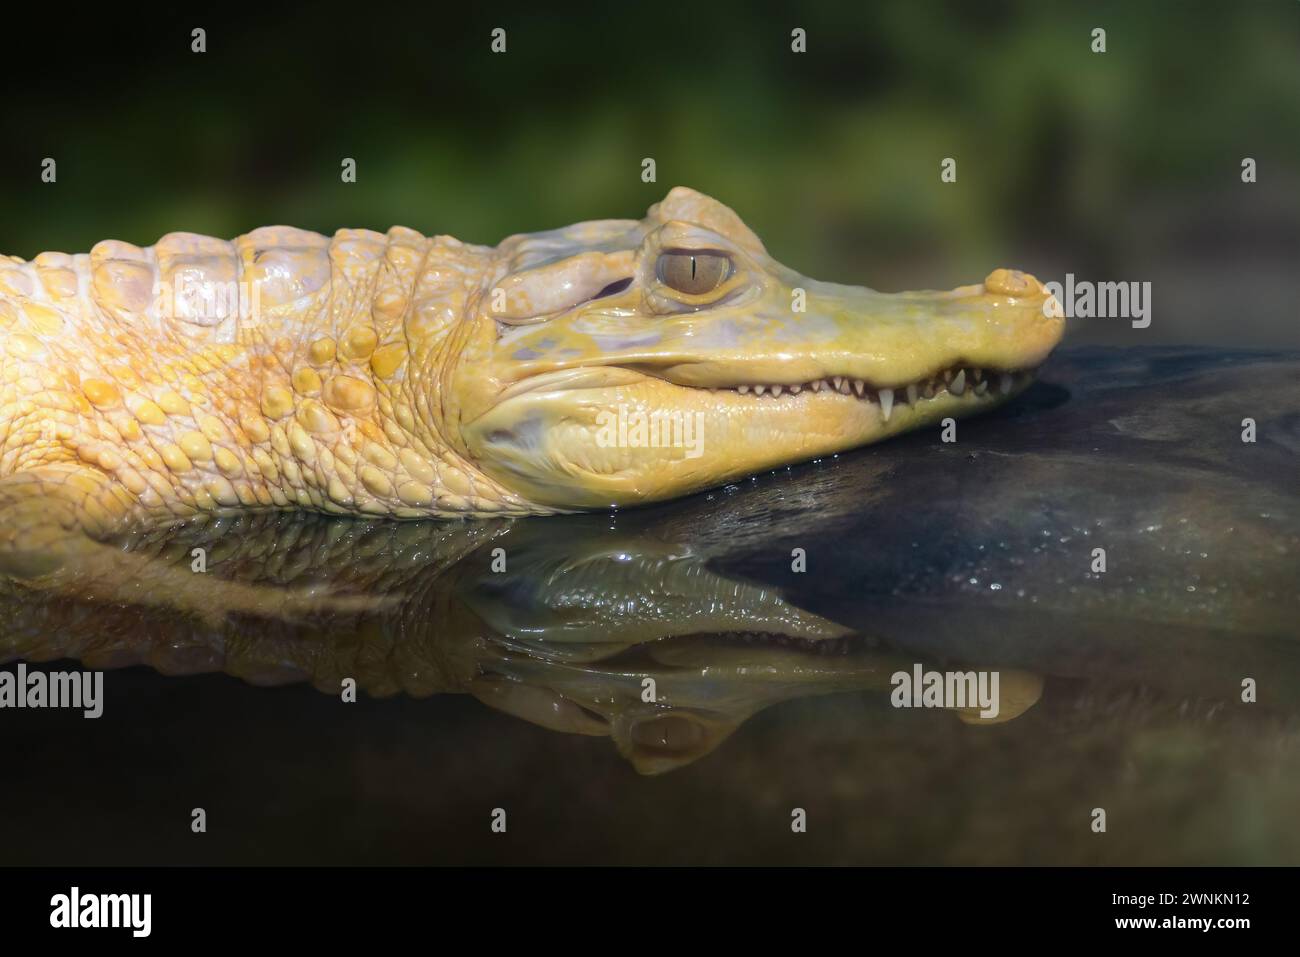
[[314, 230, 546, 517]]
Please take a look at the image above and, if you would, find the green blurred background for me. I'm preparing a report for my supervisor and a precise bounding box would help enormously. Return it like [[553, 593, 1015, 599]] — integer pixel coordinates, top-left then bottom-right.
[[2, 0, 1297, 346]]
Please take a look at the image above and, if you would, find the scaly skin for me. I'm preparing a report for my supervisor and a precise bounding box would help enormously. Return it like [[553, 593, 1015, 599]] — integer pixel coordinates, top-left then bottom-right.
[[0, 188, 1063, 610]]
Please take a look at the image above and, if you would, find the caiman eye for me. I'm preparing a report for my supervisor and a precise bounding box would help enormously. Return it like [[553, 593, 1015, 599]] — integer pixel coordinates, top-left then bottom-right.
[[656, 251, 731, 295]]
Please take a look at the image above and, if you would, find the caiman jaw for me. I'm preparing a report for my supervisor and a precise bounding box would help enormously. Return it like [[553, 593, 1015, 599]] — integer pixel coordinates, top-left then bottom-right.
[[698, 365, 1037, 422]]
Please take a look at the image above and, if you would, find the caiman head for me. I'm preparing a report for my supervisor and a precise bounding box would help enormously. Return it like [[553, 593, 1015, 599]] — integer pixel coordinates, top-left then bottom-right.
[[453, 187, 1065, 510]]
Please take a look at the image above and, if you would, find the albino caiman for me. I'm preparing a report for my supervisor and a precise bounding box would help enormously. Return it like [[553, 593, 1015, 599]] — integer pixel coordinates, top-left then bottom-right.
[[0, 188, 1064, 612]]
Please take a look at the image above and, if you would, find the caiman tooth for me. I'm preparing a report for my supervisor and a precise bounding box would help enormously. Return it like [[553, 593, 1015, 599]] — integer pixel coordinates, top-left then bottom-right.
[[729, 369, 1018, 403]]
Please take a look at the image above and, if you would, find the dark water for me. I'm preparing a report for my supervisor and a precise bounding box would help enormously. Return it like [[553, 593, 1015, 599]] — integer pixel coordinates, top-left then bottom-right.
[[1, 347, 1297, 864]]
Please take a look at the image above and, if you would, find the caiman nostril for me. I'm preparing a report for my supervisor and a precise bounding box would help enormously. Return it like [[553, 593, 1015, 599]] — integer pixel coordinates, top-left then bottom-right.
[[984, 267, 1039, 296]]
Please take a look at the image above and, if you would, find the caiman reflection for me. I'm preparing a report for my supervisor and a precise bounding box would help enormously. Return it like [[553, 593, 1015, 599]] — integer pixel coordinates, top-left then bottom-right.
[[0, 511, 1041, 775]]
